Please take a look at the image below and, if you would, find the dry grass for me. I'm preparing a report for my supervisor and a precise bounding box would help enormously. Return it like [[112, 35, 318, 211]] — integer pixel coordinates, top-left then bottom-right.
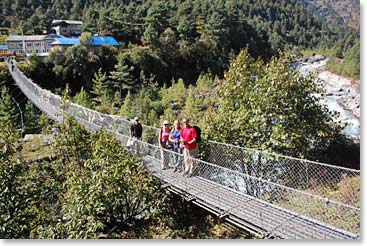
[[21, 135, 54, 162]]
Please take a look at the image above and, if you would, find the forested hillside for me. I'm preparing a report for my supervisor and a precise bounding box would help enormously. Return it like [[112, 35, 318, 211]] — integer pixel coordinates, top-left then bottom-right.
[[1, 1, 359, 82], [299, 0, 360, 29]]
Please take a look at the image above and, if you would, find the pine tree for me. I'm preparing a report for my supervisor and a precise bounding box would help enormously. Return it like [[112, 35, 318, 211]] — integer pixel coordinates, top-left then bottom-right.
[[111, 90, 121, 115], [181, 88, 203, 124], [24, 100, 40, 133], [119, 90, 135, 119], [74, 87, 93, 109], [139, 70, 149, 89], [177, 1, 195, 43], [204, 11, 230, 48], [0, 86, 19, 127], [109, 58, 136, 95], [91, 68, 110, 107], [143, 24, 159, 46], [143, 1, 169, 46], [160, 78, 186, 112]]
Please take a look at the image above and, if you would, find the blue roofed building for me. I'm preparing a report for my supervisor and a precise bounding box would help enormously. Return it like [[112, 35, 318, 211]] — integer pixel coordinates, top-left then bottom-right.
[[6, 34, 65, 57], [51, 35, 120, 52]]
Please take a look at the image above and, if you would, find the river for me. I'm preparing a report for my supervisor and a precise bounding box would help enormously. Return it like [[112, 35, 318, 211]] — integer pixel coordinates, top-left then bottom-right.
[[296, 59, 360, 142]]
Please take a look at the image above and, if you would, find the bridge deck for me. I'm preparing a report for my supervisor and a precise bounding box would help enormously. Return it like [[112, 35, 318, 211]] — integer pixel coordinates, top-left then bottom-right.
[[144, 156, 357, 239], [8, 63, 359, 239]]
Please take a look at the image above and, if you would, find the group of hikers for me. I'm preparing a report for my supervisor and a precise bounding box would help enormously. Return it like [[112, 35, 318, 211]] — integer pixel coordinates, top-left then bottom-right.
[[129, 116, 200, 177]]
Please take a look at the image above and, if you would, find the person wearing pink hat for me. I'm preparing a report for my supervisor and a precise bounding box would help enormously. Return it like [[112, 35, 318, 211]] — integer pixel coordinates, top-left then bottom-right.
[[158, 120, 172, 170]]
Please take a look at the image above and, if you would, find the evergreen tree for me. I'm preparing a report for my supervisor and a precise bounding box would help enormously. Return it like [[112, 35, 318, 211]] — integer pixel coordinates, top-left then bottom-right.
[[192, 73, 216, 113], [143, 1, 170, 46], [139, 70, 149, 88], [176, 1, 195, 44], [119, 90, 135, 119], [160, 78, 186, 112], [73, 87, 93, 109], [111, 90, 121, 114], [82, 8, 99, 34], [0, 124, 24, 238], [109, 57, 136, 94], [24, 100, 40, 134], [143, 24, 159, 46], [181, 88, 203, 124], [0, 86, 19, 127], [341, 40, 360, 78], [91, 68, 112, 113], [204, 10, 230, 49]]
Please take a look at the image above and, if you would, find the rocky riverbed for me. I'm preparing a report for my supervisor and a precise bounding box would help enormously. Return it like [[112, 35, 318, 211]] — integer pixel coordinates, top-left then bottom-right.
[[297, 57, 360, 141], [318, 71, 360, 120]]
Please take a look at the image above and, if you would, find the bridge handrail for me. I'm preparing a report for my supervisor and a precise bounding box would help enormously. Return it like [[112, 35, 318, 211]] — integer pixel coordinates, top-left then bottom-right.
[[77, 110, 357, 211], [7, 62, 360, 236], [109, 127, 360, 236], [8, 62, 360, 185], [57, 108, 360, 236], [205, 139, 359, 173], [8, 62, 358, 170], [113, 119, 358, 173]]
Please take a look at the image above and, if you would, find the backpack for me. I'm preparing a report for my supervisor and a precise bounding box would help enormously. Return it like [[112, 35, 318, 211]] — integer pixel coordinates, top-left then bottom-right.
[[193, 125, 202, 143]]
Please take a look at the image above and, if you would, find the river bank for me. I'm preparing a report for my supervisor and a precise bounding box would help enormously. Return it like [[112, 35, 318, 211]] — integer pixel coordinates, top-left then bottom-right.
[[297, 57, 360, 142], [318, 71, 360, 120]]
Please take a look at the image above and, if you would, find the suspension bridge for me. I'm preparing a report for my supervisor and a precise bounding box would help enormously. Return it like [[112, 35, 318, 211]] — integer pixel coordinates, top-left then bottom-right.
[[7, 61, 360, 239]]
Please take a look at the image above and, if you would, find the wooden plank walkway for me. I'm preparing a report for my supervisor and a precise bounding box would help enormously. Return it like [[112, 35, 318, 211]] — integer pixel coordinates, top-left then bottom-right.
[[143, 156, 358, 239]]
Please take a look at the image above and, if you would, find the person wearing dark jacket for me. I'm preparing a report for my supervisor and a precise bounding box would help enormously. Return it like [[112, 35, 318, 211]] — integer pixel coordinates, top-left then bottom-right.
[[129, 116, 143, 156]]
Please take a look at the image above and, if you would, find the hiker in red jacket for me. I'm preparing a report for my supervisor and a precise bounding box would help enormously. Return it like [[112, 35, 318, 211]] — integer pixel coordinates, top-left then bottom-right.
[[180, 117, 198, 177]]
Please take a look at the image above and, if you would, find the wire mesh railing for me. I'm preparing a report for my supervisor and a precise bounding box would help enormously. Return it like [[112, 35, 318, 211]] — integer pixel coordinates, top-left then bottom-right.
[[8, 62, 360, 237], [201, 140, 360, 207], [110, 133, 360, 236]]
